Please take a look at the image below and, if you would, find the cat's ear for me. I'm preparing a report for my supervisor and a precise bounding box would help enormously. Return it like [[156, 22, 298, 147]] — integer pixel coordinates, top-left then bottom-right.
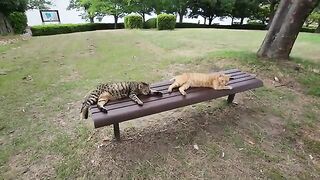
[[139, 82, 149, 89]]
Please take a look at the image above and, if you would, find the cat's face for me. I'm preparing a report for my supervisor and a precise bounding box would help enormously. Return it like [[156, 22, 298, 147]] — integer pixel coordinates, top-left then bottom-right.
[[218, 74, 231, 85], [138, 82, 151, 95]]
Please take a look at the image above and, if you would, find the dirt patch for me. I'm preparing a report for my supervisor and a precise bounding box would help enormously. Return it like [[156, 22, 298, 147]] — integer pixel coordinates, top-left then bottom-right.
[[5, 152, 62, 180]]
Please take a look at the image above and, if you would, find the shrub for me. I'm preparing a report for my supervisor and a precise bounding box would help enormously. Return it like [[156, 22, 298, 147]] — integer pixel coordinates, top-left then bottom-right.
[[144, 18, 157, 29], [30, 23, 124, 36], [157, 14, 176, 30], [8, 12, 27, 34], [124, 15, 143, 29]]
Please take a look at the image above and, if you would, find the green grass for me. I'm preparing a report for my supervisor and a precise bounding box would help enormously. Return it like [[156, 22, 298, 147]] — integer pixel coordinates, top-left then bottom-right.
[[0, 29, 320, 179]]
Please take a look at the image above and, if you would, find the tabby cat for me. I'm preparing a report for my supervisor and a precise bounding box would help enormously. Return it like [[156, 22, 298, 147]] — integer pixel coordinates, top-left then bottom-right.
[[80, 82, 162, 120], [168, 73, 232, 95]]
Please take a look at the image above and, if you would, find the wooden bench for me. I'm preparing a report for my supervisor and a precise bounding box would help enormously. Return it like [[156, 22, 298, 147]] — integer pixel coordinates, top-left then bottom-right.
[[89, 69, 263, 141]]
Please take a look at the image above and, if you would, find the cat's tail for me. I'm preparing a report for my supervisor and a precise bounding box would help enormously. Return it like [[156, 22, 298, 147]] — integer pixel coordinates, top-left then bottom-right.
[[80, 104, 89, 120], [169, 77, 175, 82]]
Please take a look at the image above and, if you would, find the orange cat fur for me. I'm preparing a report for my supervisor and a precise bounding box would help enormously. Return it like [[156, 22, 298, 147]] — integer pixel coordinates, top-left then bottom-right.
[[168, 73, 232, 95]]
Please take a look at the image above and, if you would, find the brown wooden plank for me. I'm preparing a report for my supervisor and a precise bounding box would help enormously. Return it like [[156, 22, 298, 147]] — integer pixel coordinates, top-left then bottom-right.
[[90, 74, 256, 114], [91, 78, 263, 128]]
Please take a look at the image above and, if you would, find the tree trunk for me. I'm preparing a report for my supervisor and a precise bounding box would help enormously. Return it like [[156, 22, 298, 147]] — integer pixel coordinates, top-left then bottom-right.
[[142, 12, 145, 22], [257, 0, 319, 59], [316, 20, 320, 33], [178, 12, 183, 23], [89, 17, 94, 23], [208, 17, 213, 25], [267, 1, 277, 29], [231, 17, 234, 25], [240, 17, 244, 25], [114, 15, 118, 29], [0, 12, 13, 35], [204, 17, 206, 25]]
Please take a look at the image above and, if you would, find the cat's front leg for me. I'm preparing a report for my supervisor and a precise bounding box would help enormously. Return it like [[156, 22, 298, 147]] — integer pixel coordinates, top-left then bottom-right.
[[129, 94, 144, 106]]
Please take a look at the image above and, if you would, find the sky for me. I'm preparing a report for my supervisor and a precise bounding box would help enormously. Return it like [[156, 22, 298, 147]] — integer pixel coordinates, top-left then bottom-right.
[[26, 0, 234, 26]]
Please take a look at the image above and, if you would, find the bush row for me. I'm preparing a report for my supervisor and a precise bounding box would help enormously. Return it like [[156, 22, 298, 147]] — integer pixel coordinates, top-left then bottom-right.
[[31, 23, 124, 36], [31, 21, 316, 36]]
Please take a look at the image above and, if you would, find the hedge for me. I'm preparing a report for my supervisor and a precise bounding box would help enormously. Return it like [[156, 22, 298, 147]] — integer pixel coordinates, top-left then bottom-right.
[[175, 23, 315, 33], [31, 22, 315, 36], [144, 18, 157, 29], [8, 12, 27, 34], [31, 23, 124, 36], [157, 14, 176, 30], [124, 15, 143, 29]]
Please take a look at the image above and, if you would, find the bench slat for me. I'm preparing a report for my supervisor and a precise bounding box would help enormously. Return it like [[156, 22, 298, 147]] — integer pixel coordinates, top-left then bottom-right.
[[90, 70, 263, 128]]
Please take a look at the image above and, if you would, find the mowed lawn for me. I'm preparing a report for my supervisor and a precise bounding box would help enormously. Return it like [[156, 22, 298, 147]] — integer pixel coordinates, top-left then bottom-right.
[[0, 29, 319, 179]]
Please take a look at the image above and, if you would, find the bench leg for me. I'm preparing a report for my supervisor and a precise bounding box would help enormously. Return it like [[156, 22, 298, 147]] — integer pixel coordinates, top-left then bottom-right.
[[227, 94, 235, 104], [113, 123, 121, 141]]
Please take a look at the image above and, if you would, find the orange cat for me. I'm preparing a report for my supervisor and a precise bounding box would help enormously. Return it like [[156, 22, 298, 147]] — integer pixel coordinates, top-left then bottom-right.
[[168, 73, 232, 95]]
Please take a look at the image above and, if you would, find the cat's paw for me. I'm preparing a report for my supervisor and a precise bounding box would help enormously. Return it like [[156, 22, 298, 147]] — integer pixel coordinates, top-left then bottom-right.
[[137, 101, 144, 106], [180, 91, 187, 96], [228, 86, 233, 90], [167, 88, 172, 93]]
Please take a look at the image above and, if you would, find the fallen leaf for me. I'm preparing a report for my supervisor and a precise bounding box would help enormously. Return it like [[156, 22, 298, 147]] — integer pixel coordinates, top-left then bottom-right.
[[274, 76, 280, 82], [309, 154, 314, 160], [193, 144, 199, 150]]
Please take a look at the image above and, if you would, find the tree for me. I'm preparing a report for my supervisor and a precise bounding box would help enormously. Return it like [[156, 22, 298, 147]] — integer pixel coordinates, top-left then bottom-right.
[[150, 0, 170, 15], [189, 0, 234, 25], [257, 0, 319, 59], [305, 11, 320, 27], [90, 0, 128, 28], [231, 0, 259, 25], [27, 0, 52, 9], [0, 0, 51, 34], [258, 0, 280, 28], [127, 0, 153, 22], [68, 0, 97, 23], [250, 4, 270, 24], [171, 0, 190, 23]]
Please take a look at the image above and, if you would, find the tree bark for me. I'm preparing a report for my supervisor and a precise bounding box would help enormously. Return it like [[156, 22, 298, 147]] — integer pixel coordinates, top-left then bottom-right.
[[0, 12, 13, 35], [240, 17, 244, 25], [257, 0, 319, 59], [89, 17, 94, 23], [208, 17, 213, 25], [142, 12, 145, 22], [114, 15, 118, 29], [231, 17, 234, 25], [316, 19, 320, 33], [204, 17, 206, 25], [267, 0, 277, 29], [178, 12, 183, 23]]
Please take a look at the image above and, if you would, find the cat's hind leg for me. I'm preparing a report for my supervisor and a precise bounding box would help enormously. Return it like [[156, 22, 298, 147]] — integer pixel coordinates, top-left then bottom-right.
[[179, 83, 190, 96], [97, 92, 111, 113]]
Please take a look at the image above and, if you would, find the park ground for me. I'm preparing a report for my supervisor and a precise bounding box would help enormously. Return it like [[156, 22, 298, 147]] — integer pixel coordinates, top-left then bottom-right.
[[0, 29, 320, 179]]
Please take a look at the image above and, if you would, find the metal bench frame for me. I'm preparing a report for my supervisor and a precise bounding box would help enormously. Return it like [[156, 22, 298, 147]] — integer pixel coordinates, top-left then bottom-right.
[[89, 69, 263, 141]]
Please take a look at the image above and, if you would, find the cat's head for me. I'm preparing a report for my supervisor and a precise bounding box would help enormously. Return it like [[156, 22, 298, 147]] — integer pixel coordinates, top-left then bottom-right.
[[138, 82, 151, 95], [218, 74, 231, 85]]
